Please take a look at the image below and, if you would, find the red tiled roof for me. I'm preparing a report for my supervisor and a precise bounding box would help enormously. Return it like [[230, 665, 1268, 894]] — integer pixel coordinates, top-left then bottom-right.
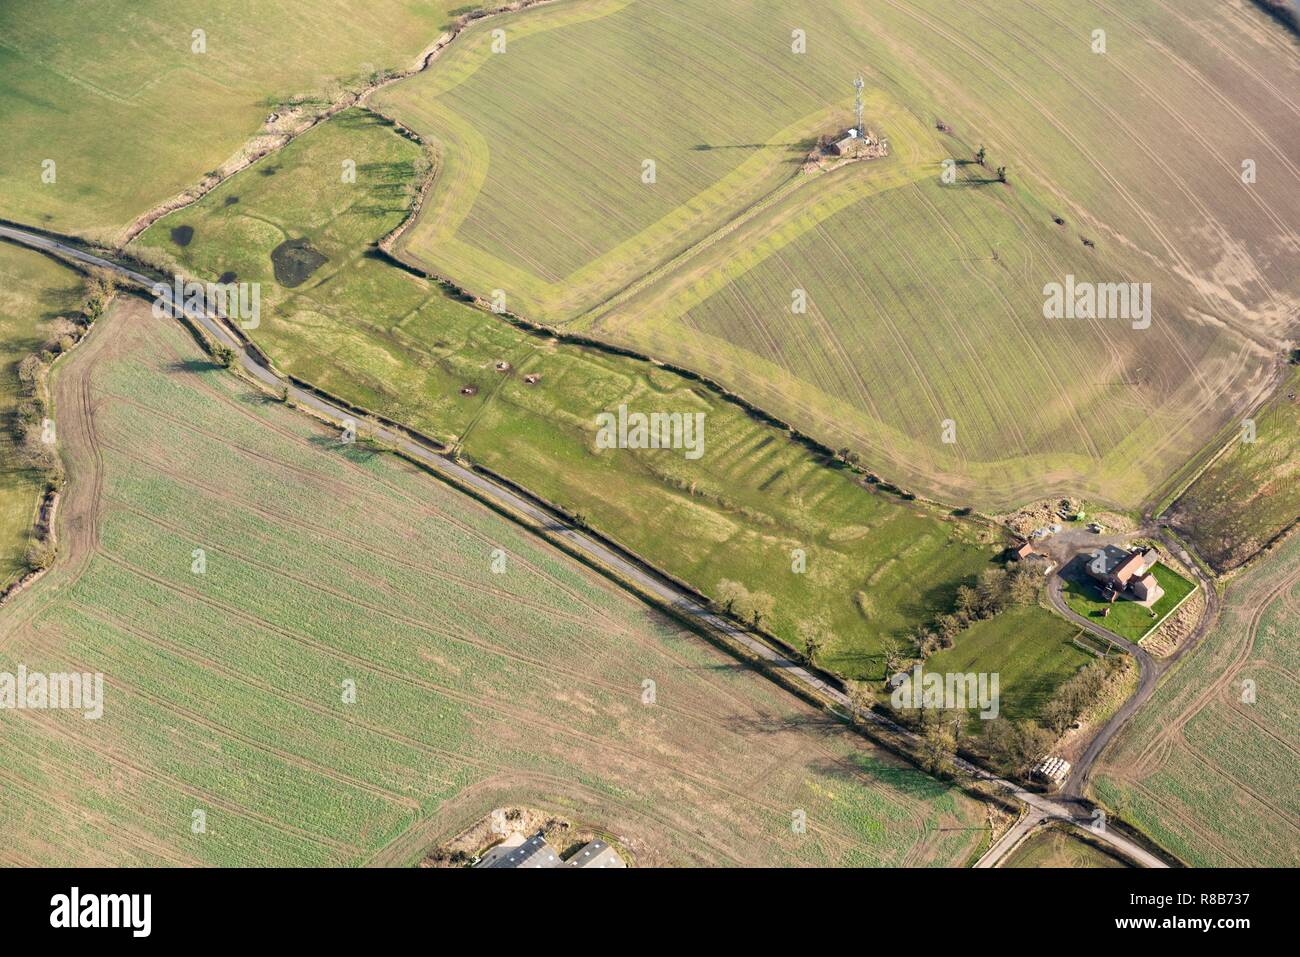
[[1112, 552, 1144, 585]]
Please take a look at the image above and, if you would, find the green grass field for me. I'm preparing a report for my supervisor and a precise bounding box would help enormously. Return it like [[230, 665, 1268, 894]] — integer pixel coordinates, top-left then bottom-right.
[[0, 298, 989, 866], [373, 0, 1299, 511], [130, 105, 1022, 682], [1062, 562, 1196, 642], [0, 243, 84, 588], [1002, 825, 1128, 868], [925, 604, 1093, 725], [1094, 530, 1300, 867], [1168, 367, 1300, 573], [0, 0, 464, 242]]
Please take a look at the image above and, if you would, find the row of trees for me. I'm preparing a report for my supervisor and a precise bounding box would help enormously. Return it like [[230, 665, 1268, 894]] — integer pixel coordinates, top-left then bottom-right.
[[984, 717, 1057, 777], [8, 271, 115, 571], [910, 564, 1040, 658], [895, 661, 1125, 780], [1042, 658, 1123, 735], [715, 578, 776, 630], [975, 144, 1009, 183]]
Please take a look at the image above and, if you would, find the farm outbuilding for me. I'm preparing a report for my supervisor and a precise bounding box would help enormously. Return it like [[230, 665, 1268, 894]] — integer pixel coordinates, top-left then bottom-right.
[[563, 839, 625, 868], [475, 832, 560, 868], [830, 128, 875, 156]]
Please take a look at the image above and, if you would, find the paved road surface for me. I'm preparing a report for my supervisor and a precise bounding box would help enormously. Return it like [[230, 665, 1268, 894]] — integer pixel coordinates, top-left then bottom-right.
[[974, 808, 1047, 869], [0, 223, 1168, 869], [1044, 529, 1217, 801], [1045, 570, 1157, 800]]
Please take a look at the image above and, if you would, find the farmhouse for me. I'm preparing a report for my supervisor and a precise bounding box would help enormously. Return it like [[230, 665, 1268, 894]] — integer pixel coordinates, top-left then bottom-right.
[[1086, 545, 1164, 605]]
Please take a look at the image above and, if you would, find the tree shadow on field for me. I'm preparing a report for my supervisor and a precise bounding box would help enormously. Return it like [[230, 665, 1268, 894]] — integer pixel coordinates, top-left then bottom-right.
[[357, 160, 416, 180], [236, 389, 282, 408], [807, 752, 954, 800], [691, 140, 808, 150], [306, 433, 383, 461], [1246, 0, 1300, 42], [828, 649, 888, 682], [898, 573, 978, 627], [691, 138, 816, 164], [167, 358, 220, 374], [719, 710, 841, 739]]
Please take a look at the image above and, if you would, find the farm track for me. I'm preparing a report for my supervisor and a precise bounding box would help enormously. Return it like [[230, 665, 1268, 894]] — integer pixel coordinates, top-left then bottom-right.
[[20, 0, 1279, 858], [0, 286, 122, 644], [16, 0, 1286, 870], [1046, 524, 1225, 801], [6, 294, 790, 866], [574, 166, 818, 328], [1089, 525, 1300, 865], [135, 330, 697, 649], [134, 334, 822, 730], [86, 415, 774, 733]]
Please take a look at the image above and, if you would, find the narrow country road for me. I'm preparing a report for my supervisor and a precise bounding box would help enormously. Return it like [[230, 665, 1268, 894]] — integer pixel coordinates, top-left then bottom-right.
[[974, 808, 1047, 869], [1045, 572, 1157, 800], [0, 222, 1168, 869], [1045, 528, 1220, 802]]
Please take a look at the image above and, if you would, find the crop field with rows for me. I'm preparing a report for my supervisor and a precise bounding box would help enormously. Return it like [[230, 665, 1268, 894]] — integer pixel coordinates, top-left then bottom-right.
[[0, 298, 988, 866]]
